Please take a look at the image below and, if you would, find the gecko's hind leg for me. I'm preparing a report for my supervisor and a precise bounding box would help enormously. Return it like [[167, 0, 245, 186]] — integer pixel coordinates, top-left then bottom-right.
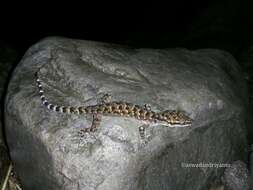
[[139, 124, 149, 145], [78, 114, 102, 137]]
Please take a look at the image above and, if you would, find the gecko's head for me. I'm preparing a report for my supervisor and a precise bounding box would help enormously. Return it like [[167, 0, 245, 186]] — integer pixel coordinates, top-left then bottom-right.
[[160, 110, 192, 127]]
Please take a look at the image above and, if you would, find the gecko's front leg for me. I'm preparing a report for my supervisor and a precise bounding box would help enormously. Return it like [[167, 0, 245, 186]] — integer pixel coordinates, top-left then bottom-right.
[[90, 114, 102, 132], [78, 93, 110, 137]]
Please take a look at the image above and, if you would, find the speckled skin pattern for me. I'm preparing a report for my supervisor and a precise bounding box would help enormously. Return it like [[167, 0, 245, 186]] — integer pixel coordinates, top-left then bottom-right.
[[35, 71, 192, 131]]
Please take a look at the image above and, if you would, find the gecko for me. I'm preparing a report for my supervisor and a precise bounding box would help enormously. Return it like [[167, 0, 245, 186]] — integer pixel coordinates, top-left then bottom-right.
[[35, 71, 192, 140]]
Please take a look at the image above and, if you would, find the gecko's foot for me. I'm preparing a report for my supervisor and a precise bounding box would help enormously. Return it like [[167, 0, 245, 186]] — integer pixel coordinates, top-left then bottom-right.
[[139, 125, 146, 139], [99, 93, 112, 104], [139, 124, 153, 147], [144, 104, 152, 111], [138, 124, 150, 145], [77, 128, 98, 148], [78, 127, 97, 137]]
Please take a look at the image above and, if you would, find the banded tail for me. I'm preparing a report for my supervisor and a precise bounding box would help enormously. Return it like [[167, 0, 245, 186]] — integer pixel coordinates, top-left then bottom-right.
[[35, 71, 87, 114]]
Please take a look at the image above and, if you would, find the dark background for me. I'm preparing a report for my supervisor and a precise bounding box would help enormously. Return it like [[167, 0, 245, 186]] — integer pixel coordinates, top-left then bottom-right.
[[1, 0, 252, 59]]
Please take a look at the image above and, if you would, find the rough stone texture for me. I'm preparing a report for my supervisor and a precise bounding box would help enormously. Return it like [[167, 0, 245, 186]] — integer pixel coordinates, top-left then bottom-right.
[[223, 160, 250, 190], [5, 37, 248, 190]]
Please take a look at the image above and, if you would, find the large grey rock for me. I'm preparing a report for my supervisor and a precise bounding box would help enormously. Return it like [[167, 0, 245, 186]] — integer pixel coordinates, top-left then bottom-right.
[[5, 37, 248, 190], [223, 160, 250, 190]]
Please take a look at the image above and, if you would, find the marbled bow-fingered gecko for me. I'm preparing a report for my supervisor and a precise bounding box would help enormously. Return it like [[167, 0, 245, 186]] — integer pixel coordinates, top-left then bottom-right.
[[35, 71, 192, 139]]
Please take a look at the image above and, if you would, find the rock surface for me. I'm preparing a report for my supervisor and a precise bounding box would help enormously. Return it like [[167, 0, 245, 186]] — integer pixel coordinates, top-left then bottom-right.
[[223, 160, 250, 190], [5, 37, 248, 190]]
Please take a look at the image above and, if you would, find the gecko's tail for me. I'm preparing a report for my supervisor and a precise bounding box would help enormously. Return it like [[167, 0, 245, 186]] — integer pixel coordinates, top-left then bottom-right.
[[35, 71, 81, 114], [35, 71, 52, 109]]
